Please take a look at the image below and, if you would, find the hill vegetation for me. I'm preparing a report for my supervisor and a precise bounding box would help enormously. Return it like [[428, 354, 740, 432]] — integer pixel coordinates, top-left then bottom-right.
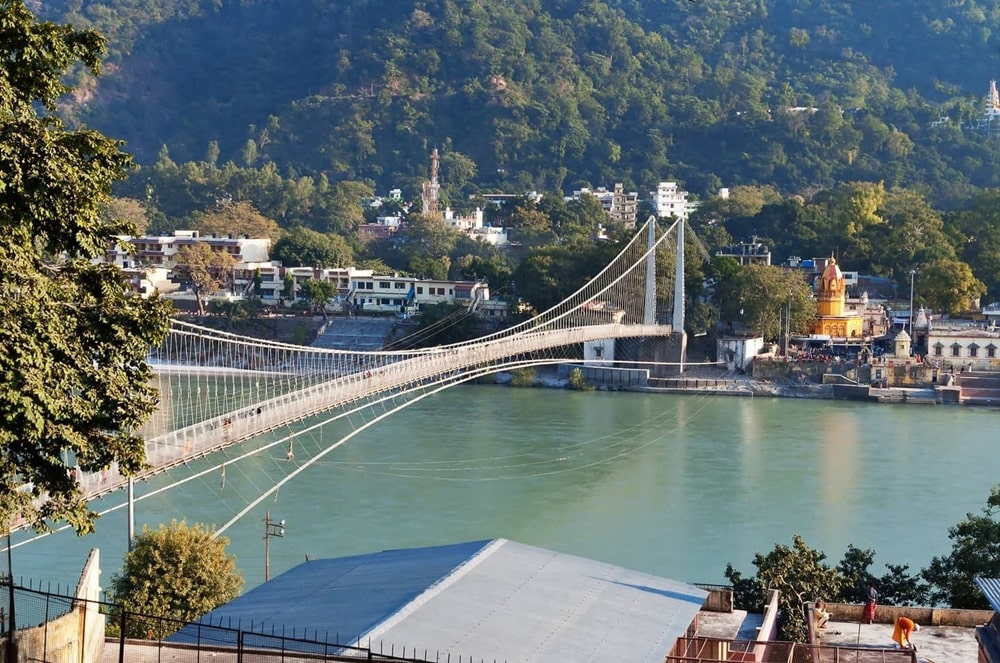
[[27, 0, 1000, 319], [41, 0, 1000, 203]]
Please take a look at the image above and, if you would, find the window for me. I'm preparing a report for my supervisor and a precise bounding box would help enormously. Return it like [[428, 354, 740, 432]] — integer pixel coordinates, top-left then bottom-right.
[[933, 343, 943, 357], [395, 282, 406, 289], [988, 344, 997, 358], [417, 287, 423, 294], [969, 344, 979, 358], [449, 289, 454, 295], [380, 282, 390, 289], [951, 344, 962, 357], [438, 288, 445, 295]]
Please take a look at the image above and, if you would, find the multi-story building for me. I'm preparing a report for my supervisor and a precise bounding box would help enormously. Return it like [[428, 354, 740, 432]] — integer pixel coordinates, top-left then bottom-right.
[[716, 237, 772, 266], [105, 230, 270, 270], [650, 181, 691, 221], [348, 273, 490, 314], [569, 183, 639, 226]]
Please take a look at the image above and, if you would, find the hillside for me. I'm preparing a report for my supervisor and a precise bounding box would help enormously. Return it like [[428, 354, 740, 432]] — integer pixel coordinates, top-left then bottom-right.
[[38, 0, 1000, 201]]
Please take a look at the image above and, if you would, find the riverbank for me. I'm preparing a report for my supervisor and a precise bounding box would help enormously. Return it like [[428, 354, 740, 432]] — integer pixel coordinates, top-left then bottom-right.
[[509, 364, 974, 405]]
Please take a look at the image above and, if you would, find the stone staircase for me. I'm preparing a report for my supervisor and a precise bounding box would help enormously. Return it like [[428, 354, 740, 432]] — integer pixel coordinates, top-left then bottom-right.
[[310, 317, 397, 351], [956, 371, 1000, 406]]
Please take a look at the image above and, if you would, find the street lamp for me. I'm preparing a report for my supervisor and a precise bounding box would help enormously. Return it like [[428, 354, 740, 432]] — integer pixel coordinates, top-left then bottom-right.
[[908, 270, 918, 336], [263, 511, 285, 582]]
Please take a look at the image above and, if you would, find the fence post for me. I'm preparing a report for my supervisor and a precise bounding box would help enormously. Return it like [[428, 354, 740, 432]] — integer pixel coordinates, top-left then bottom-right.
[[118, 610, 127, 663], [237, 628, 243, 663]]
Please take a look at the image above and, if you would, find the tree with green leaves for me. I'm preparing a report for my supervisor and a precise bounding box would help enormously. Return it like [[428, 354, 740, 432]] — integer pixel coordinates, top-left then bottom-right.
[[918, 259, 987, 316], [0, 1, 172, 534], [273, 226, 354, 268], [725, 535, 843, 642], [298, 278, 338, 320], [108, 521, 243, 639], [922, 486, 1000, 609], [714, 263, 814, 341]]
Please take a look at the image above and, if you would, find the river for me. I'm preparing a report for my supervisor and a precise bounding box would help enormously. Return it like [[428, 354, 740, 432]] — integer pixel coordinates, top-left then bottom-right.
[[9, 387, 998, 593]]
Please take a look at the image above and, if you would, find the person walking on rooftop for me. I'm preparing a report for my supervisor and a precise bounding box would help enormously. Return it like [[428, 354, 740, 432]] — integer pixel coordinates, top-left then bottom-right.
[[862, 582, 878, 624]]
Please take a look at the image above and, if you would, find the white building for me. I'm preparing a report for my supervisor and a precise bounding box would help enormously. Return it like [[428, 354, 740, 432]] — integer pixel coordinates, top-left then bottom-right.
[[348, 273, 490, 314], [928, 325, 1000, 370], [976, 80, 1000, 134], [650, 181, 691, 221], [105, 230, 270, 270]]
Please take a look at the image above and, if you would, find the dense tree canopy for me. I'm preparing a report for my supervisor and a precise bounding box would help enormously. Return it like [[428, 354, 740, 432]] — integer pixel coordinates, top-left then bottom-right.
[[0, 0, 172, 534], [108, 521, 243, 638]]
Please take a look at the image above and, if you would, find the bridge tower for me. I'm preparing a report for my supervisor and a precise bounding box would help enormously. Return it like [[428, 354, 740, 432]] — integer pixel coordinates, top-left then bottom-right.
[[615, 216, 687, 376]]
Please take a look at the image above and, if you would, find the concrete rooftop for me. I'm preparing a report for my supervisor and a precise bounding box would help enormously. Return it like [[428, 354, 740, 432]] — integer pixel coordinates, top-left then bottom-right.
[[816, 618, 979, 662]]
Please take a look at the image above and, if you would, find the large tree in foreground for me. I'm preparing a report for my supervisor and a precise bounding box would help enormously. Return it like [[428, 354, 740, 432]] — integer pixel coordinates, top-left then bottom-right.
[[0, 1, 172, 534], [108, 521, 243, 638]]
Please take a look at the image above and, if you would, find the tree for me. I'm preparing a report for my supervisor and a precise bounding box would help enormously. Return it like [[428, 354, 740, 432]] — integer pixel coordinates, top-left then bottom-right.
[[714, 263, 814, 340], [100, 197, 151, 236], [725, 536, 843, 642], [298, 278, 338, 320], [918, 259, 986, 315], [923, 486, 1000, 609], [108, 521, 243, 638], [173, 243, 236, 314], [191, 200, 281, 243], [272, 226, 353, 267], [0, 1, 172, 534]]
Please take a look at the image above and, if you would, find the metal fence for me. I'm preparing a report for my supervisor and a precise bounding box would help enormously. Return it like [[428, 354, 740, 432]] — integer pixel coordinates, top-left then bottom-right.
[[2, 583, 504, 663], [667, 637, 918, 663]]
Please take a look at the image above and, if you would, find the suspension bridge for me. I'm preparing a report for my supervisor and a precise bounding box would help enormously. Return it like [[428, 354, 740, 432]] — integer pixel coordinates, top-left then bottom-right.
[[65, 216, 692, 532]]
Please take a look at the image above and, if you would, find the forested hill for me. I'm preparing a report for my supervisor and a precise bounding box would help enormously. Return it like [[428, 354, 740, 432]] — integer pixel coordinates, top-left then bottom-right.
[[39, 0, 1000, 201]]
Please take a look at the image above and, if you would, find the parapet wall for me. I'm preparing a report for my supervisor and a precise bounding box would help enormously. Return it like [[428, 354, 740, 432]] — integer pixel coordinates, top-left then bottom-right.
[[825, 602, 992, 627], [3, 549, 105, 663]]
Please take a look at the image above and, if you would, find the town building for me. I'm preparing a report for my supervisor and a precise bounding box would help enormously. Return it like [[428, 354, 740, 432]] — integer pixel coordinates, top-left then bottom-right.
[[105, 230, 270, 270], [927, 323, 1000, 371], [716, 236, 771, 266], [651, 181, 693, 221], [568, 183, 640, 226], [357, 214, 404, 241], [348, 273, 490, 314]]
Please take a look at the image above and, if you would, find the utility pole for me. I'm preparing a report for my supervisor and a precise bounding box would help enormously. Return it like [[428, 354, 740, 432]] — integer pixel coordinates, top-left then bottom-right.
[[263, 511, 285, 582], [909, 270, 917, 336]]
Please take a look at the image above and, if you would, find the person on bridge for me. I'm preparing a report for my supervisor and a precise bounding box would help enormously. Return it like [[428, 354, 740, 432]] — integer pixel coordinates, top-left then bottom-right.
[[891, 616, 919, 649]]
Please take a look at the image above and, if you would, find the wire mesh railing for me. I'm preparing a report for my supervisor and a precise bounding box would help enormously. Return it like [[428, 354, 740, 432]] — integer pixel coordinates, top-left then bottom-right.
[[2, 582, 505, 663]]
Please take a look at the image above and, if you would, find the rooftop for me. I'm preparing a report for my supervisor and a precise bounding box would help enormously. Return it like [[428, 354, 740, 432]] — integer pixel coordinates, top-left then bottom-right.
[[816, 618, 979, 662]]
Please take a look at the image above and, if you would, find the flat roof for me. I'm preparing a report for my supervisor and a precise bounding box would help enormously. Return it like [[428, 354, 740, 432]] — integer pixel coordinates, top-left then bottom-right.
[[817, 618, 980, 662], [172, 539, 708, 662]]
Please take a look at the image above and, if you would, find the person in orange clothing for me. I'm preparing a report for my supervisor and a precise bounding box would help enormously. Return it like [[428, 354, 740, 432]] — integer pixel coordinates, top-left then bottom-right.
[[891, 616, 920, 649]]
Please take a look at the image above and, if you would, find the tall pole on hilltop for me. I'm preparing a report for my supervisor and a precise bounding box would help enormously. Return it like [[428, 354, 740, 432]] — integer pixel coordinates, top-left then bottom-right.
[[644, 217, 656, 325], [909, 270, 917, 336]]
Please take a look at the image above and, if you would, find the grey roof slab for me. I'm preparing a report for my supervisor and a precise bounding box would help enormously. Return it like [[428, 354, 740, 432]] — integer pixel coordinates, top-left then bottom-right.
[[171, 538, 707, 662], [362, 539, 708, 662]]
